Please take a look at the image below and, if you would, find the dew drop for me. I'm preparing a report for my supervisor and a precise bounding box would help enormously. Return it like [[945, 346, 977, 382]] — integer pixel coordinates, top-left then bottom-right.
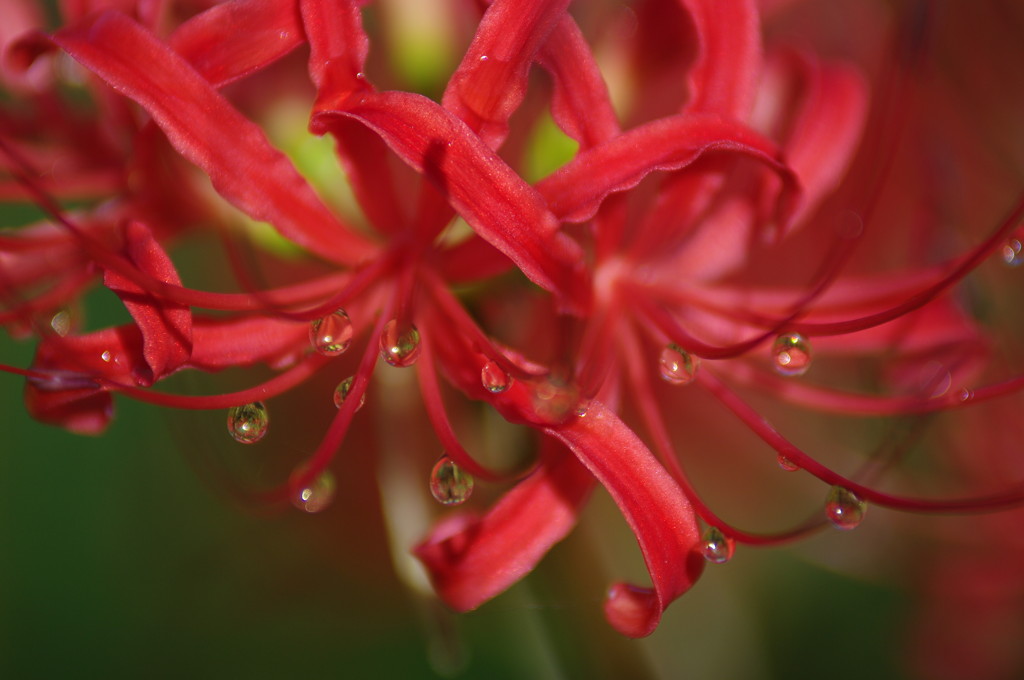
[[291, 469, 336, 513], [333, 376, 366, 411], [772, 332, 812, 377], [100, 350, 112, 363], [227, 401, 269, 444], [380, 320, 421, 367], [659, 344, 699, 385], [825, 486, 866, 530], [309, 309, 353, 357], [777, 455, 801, 472], [480, 361, 511, 393], [1002, 238, 1023, 267], [701, 527, 735, 564], [429, 456, 474, 506], [50, 309, 72, 336]]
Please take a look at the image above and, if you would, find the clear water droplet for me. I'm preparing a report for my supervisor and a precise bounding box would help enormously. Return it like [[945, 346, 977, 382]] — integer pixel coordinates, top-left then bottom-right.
[[101, 350, 112, 363], [772, 332, 812, 377], [50, 309, 72, 336], [380, 320, 421, 367], [309, 309, 353, 357], [958, 388, 974, 402], [659, 344, 699, 385], [1002, 238, 1023, 267], [227, 401, 269, 444], [430, 456, 474, 506], [291, 469, 336, 513], [825, 486, 866, 530], [333, 376, 366, 411], [702, 527, 734, 564], [480, 361, 511, 393], [777, 455, 801, 472]]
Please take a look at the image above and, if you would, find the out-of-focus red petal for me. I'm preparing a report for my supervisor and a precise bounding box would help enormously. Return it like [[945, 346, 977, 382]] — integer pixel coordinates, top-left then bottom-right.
[[299, 0, 406, 235], [52, 11, 377, 266], [679, 0, 762, 117], [414, 446, 595, 612], [537, 114, 797, 224], [187, 316, 308, 371], [538, 15, 620, 148], [169, 0, 304, 88], [546, 402, 704, 638], [103, 221, 191, 384], [442, 0, 570, 149], [757, 51, 868, 228], [311, 92, 590, 312]]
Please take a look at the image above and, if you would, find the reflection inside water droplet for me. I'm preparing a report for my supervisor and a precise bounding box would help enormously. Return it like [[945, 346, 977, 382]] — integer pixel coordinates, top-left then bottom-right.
[[702, 526, 734, 564], [227, 401, 269, 444], [333, 376, 366, 411], [380, 320, 421, 367], [291, 469, 336, 513], [772, 332, 812, 377], [480, 361, 511, 393], [777, 455, 800, 472], [430, 456, 474, 506], [659, 344, 699, 385], [1002, 238, 1023, 267], [310, 309, 354, 357], [825, 486, 866, 530]]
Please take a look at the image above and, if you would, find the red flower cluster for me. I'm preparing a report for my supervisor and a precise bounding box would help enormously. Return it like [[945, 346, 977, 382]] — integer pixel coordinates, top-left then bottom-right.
[[3, 0, 1024, 655]]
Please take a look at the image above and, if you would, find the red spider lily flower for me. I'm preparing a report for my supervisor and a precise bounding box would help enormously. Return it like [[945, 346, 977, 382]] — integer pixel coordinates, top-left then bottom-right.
[[2, 0, 1024, 659]]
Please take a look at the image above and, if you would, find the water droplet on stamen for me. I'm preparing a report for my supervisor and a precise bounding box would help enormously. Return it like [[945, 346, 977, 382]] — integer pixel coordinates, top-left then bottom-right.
[[227, 401, 269, 444], [291, 469, 336, 513], [50, 309, 72, 336], [429, 456, 474, 506], [772, 332, 812, 377], [480, 361, 511, 393], [333, 376, 366, 411], [380, 320, 421, 367], [701, 527, 735, 564], [777, 455, 801, 472], [1002, 238, 1023, 267], [659, 344, 699, 385], [101, 350, 112, 363], [825, 486, 866, 530], [309, 309, 354, 357]]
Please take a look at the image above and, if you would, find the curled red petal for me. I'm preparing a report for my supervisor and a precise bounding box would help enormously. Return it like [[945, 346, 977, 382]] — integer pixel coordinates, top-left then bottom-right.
[[679, 0, 762, 117], [414, 445, 595, 612], [311, 92, 590, 312], [546, 402, 704, 637], [52, 11, 377, 266], [169, 0, 304, 88], [442, 0, 570, 149], [536, 113, 798, 225], [24, 326, 143, 433], [103, 221, 191, 384], [538, 15, 620, 148]]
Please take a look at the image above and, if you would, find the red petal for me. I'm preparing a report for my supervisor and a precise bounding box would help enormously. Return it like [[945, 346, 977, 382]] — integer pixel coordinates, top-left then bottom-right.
[[24, 326, 144, 433], [537, 113, 797, 224], [538, 15, 620, 148], [52, 11, 377, 266], [546, 402, 704, 637], [441, 0, 570, 149], [187, 315, 308, 371], [679, 0, 762, 117], [169, 0, 304, 88], [771, 53, 868, 228], [103, 221, 191, 384], [299, 0, 407, 235], [311, 92, 590, 312], [414, 446, 594, 612]]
